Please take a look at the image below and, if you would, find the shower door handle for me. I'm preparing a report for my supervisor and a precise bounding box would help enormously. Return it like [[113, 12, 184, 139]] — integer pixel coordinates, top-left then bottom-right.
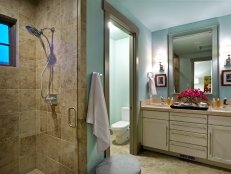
[[68, 107, 76, 128]]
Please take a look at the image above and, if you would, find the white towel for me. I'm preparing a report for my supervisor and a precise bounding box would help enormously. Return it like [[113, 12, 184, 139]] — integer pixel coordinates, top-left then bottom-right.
[[148, 77, 157, 96], [86, 72, 110, 152]]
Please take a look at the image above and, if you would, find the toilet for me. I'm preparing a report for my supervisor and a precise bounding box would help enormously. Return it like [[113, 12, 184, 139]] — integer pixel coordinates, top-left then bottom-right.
[[111, 107, 129, 144]]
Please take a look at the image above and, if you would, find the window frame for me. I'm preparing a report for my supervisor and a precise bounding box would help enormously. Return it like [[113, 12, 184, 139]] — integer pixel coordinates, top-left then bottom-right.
[[0, 14, 17, 67]]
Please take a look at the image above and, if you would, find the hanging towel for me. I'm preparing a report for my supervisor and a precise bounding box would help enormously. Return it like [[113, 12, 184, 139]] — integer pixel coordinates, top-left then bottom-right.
[[86, 72, 110, 152], [148, 77, 157, 96]]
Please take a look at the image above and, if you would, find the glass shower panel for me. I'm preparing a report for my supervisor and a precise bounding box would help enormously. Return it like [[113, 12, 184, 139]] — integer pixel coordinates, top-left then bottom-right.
[[0, 0, 79, 174]]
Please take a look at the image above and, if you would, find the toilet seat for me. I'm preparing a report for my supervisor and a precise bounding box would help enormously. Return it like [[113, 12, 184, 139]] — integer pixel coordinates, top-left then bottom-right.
[[111, 121, 129, 130]]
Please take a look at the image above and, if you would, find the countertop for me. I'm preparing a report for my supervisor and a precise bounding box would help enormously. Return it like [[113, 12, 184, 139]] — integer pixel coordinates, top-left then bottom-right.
[[141, 102, 231, 117]]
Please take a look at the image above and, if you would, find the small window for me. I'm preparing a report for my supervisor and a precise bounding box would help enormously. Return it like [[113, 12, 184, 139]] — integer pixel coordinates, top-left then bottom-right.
[[0, 14, 17, 66]]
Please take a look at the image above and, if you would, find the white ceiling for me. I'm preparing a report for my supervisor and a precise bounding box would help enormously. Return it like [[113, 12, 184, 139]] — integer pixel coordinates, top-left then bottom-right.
[[110, 0, 231, 32], [173, 31, 212, 55], [109, 22, 129, 40]]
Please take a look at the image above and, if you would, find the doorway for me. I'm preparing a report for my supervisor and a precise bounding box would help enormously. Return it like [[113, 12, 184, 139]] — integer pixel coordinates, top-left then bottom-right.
[[108, 21, 130, 155], [104, 2, 139, 155]]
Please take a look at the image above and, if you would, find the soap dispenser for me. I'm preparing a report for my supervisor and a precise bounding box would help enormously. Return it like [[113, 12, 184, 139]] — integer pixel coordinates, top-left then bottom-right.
[[170, 97, 174, 105], [216, 98, 221, 108], [166, 97, 171, 105], [212, 98, 216, 108]]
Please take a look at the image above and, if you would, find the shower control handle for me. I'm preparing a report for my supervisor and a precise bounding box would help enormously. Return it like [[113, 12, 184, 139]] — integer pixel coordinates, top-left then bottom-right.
[[68, 107, 77, 128]]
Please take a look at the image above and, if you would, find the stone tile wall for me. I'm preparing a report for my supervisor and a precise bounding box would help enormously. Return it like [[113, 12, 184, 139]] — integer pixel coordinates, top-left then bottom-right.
[[77, 0, 87, 173], [0, 0, 87, 173], [0, 0, 38, 173], [35, 0, 81, 173]]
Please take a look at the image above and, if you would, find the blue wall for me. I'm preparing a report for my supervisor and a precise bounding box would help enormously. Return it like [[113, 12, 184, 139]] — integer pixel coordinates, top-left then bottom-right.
[[86, 1, 153, 172], [152, 29, 169, 98], [87, 0, 104, 173], [86, 2, 231, 173], [152, 15, 231, 99], [107, 0, 153, 101], [218, 14, 231, 99], [106, 0, 153, 155], [110, 37, 130, 124]]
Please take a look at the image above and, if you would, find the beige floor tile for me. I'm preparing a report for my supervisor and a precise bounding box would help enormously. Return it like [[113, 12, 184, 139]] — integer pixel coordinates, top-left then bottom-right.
[[110, 135, 231, 174]]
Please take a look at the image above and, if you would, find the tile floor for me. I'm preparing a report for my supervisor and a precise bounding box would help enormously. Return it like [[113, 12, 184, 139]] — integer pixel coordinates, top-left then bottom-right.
[[110, 135, 231, 174], [25, 136, 231, 174]]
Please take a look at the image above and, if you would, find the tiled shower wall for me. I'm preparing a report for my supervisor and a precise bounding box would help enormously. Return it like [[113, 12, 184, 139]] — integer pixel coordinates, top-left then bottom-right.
[[0, 0, 37, 173], [0, 0, 87, 173], [35, 0, 79, 173]]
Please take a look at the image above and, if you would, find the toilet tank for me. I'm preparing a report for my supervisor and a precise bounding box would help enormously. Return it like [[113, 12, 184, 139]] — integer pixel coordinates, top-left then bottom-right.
[[121, 107, 129, 122]]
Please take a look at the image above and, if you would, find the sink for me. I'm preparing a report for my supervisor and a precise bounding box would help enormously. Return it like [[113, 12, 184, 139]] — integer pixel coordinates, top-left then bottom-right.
[[147, 103, 170, 108], [211, 106, 231, 112]]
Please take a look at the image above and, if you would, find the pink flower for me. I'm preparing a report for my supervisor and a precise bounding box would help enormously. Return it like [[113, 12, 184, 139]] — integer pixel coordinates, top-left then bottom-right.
[[177, 88, 208, 103]]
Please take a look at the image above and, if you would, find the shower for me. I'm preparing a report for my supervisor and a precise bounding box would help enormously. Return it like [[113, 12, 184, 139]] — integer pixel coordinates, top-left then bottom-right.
[[26, 25, 57, 105]]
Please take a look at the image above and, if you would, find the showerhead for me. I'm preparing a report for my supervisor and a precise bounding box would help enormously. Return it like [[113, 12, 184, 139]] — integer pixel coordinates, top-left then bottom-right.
[[25, 24, 56, 102], [26, 25, 48, 58], [25, 25, 41, 38]]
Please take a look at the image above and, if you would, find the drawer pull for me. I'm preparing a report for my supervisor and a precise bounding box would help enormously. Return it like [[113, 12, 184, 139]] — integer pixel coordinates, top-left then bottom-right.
[[209, 132, 212, 155], [166, 126, 168, 147]]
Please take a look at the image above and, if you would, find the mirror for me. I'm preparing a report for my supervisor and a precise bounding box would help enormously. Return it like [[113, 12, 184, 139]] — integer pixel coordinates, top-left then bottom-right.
[[172, 31, 212, 93], [168, 25, 219, 97]]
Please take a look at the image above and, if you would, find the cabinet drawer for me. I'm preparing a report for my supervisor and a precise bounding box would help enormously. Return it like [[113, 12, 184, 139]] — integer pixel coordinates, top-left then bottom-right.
[[208, 115, 231, 127], [170, 141, 207, 159], [170, 112, 207, 123], [143, 110, 169, 120], [170, 130, 207, 146], [170, 121, 207, 134]]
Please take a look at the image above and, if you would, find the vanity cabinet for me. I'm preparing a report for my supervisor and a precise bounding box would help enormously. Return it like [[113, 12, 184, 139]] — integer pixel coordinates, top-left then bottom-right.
[[169, 112, 208, 159], [208, 115, 231, 165], [142, 110, 169, 151], [141, 104, 231, 170]]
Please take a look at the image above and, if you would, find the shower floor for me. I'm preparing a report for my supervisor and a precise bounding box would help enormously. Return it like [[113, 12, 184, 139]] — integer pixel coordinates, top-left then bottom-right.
[[27, 169, 44, 174]]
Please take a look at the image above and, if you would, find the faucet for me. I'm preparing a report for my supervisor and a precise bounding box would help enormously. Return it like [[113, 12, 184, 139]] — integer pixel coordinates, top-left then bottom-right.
[[223, 98, 228, 107]]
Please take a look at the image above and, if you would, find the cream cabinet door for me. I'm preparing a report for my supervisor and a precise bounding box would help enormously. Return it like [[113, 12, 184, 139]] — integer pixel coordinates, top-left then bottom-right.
[[208, 125, 231, 165], [143, 118, 169, 151]]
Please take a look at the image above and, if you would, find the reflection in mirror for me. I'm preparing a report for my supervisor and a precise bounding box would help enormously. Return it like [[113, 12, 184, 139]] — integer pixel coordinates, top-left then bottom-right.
[[173, 31, 212, 93], [168, 26, 219, 97], [193, 59, 212, 93]]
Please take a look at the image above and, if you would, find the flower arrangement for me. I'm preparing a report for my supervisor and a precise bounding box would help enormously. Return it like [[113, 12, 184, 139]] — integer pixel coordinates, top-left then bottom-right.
[[177, 88, 208, 104]]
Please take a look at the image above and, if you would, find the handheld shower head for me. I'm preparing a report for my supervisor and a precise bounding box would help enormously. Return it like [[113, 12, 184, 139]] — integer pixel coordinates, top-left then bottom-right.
[[25, 25, 41, 38], [26, 25, 48, 57], [25, 24, 56, 102]]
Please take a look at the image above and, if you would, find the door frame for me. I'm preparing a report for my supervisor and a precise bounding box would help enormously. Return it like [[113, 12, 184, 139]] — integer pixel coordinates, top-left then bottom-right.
[[103, 1, 139, 156], [190, 56, 212, 89]]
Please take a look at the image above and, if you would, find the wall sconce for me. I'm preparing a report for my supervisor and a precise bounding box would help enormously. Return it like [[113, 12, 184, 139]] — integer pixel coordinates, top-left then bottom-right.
[[225, 54, 231, 67], [223, 44, 231, 67], [194, 78, 199, 84], [159, 62, 164, 72], [155, 53, 165, 72]]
